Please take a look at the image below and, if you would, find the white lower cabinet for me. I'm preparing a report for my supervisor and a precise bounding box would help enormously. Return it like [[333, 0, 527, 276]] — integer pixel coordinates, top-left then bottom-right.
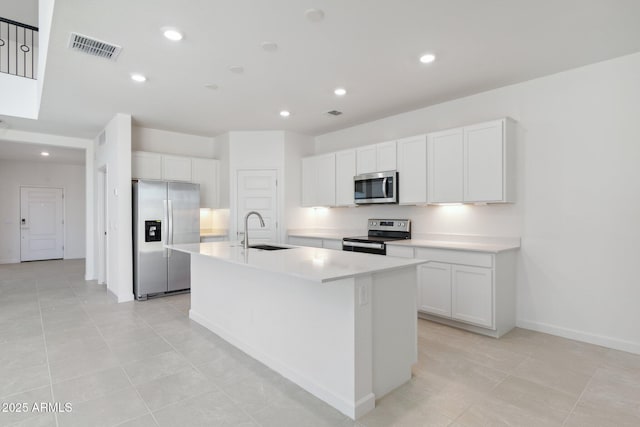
[[287, 236, 342, 250], [388, 244, 516, 337], [418, 262, 452, 317], [451, 265, 493, 328]]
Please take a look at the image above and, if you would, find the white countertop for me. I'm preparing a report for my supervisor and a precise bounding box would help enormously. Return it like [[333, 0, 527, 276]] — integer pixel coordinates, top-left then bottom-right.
[[287, 230, 520, 253], [167, 241, 425, 283], [386, 239, 519, 253], [200, 228, 228, 237], [287, 230, 353, 240]]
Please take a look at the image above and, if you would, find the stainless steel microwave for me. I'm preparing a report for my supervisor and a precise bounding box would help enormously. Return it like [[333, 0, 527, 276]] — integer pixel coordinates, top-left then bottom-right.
[[354, 171, 398, 204]]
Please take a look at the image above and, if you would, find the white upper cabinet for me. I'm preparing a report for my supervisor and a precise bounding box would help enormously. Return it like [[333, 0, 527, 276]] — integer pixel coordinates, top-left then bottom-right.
[[302, 153, 336, 207], [428, 128, 464, 203], [356, 141, 397, 175], [428, 118, 515, 204], [162, 155, 192, 182], [132, 151, 219, 208], [464, 119, 514, 203], [397, 135, 427, 204], [131, 151, 162, 180], [191, 158, 219, 208], [376, 141, 397, 171], [335, 149, 356, 206], [356, 145, 377, 174]]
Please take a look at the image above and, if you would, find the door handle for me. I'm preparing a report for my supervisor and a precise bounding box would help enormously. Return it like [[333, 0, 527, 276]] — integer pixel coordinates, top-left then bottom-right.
[[163, 200, 168, 258], [382, 177, 388, 198], [168, 199, 173, 257]]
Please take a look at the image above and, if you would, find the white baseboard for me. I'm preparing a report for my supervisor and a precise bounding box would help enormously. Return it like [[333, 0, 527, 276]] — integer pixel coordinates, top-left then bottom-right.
[[517, 319, 640, 355], [190, 309, 372, 419], [117, 292, 134, 303], [0, 258, 19, 265]]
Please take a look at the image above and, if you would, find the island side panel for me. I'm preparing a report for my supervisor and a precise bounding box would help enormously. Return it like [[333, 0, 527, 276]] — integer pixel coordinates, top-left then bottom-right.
[[188, 253, 374, 419], [371, 266, 418, 397]]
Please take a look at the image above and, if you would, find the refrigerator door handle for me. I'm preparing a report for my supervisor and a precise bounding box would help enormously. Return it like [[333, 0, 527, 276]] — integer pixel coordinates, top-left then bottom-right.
[[162, 200, 169, 258], [168, 199, 174, 257]]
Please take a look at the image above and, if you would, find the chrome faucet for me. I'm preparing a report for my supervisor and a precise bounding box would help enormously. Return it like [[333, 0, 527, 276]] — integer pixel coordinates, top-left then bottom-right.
[[242, 211, 265, 250]]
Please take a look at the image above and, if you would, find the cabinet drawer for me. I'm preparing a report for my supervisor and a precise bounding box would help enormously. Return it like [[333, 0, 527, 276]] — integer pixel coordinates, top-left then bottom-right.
[[414, 248, 493, 268], [386, 245, 415, 259]]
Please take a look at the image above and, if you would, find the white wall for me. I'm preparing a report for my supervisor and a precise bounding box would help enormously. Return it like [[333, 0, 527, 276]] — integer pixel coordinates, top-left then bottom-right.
[[227, 131, 285, 241], [0, 160, 85, 263], [0, 74, 38, 119], [94, 114, 133, 302], [313, 52, 640, 354], [283, 132, 315, 232], [132, 126, 215, 158]]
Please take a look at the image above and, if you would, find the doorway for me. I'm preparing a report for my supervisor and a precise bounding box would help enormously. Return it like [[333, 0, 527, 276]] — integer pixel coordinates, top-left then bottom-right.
[[20, 187, 64, 261], [236, 170, 278, 243]]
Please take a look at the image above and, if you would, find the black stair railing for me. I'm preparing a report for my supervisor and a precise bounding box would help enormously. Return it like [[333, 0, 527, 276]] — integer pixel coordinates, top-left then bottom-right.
[[0, 17, 39, 79]]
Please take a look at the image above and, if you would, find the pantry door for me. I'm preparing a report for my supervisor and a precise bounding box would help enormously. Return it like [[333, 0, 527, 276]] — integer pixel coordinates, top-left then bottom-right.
[[236, 170, 278, 244], [20, 187, 64, 261]]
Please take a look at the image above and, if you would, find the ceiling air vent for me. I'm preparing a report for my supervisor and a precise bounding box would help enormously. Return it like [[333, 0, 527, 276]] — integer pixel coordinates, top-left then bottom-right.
[[327, 110, 343, 116], [68, 32, 122, 61]]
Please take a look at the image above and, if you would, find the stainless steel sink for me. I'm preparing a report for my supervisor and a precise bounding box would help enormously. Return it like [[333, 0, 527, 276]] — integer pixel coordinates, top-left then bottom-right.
[[249, 244, 291, 251]]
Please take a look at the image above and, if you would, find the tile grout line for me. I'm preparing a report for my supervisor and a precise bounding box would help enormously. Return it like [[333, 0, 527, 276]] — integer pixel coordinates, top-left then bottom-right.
[[35, 277, 60, 427], [560, 365, 597, 426], [136, 301, 266, 427], [79, 295, 162, 427]]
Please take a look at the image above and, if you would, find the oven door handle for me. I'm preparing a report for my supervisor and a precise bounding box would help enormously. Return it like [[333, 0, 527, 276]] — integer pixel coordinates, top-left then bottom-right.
[[343, 241, 384, 250], [382, 177, 388, 198]]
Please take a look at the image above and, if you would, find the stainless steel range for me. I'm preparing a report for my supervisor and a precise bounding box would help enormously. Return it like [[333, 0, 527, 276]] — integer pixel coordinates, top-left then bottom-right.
[[342, 219, 411, 255]]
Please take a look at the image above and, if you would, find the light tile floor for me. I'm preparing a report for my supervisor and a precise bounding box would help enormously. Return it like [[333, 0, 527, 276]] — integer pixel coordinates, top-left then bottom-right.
[[1, 259, 639, 426]]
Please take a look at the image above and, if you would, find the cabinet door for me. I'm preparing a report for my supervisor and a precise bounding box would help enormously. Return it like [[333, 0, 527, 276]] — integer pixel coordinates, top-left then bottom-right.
[[452, 265, 493, 328], [376, 141, 397, 171], [191, 158, 219, 208], [316, 153, 336, 207], [335, 150, 356, 206], [464, 120, 504, 202], [418, 262, 452, 317], [131, 152, 162, 180], [427, 129, 464, 203], [397, 135, 427, 204], [162, 155, 192, 182], [301, 157, 316, 207], [356, 145, 377, 174]]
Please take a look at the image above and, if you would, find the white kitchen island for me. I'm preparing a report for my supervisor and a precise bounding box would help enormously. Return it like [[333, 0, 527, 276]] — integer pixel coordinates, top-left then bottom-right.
[[168, 241, 425, 419]]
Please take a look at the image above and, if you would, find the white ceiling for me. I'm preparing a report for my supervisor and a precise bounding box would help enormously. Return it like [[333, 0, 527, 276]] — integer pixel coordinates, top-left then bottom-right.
[[0, 140, 85, 165], [2, 0, 640, 139]]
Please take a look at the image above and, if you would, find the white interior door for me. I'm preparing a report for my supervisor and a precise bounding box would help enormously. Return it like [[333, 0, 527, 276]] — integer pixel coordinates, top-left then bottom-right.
[[20, 187, 64, 261], [236, 170, 278, 244]]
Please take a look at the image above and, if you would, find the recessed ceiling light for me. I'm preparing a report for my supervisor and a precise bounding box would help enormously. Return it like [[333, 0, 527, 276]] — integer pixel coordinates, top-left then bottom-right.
[[419, 53, 436, 64], [163, 28, 183, 41], [204, 83, 219, 90], [334, 88, 347, 96], [305, 8, 325, 22], [41, 151, 50, 157], [229, 65, 244, 74], [279, 110, 291, 118], [131, 73, 146, 82], [261, 41, 278, 52]]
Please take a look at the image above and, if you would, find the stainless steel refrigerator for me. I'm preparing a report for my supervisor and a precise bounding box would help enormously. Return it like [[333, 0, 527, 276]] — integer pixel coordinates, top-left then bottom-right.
[[132, 180, 200, 300]]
